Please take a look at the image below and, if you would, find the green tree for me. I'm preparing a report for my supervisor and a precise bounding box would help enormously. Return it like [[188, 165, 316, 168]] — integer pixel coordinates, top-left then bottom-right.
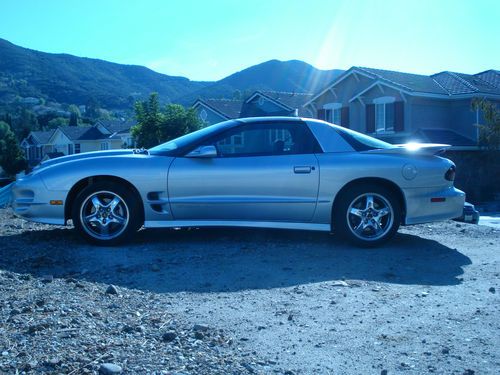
[[69, 112, 78, 126], [158, 104, 202, 142], [472, 98, 500, 149], [0, 121, 27, 177], [68, 104, 81, 126], [132, 93, 163, 148], [85, 97, 101, 120], [132, 93, 202, 148], [47, 117, 69, 129]]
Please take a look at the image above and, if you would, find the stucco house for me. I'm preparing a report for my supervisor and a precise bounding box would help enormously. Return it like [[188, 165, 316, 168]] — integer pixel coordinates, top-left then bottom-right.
[[94, 119, 137, 148], [241, 91, 314, 118], [303, 67, 500, 148], [192, 98, 243, 124], [192, 91, 314, 126], [21, 120, 136, 166]]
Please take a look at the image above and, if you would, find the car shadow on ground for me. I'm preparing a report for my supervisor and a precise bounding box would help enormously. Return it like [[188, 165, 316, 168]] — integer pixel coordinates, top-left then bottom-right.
[[0, 226, 471, 293]]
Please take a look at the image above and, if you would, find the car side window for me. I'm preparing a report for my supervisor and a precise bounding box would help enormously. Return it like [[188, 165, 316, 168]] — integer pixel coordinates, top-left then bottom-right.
[[212, 123, 319, 157]]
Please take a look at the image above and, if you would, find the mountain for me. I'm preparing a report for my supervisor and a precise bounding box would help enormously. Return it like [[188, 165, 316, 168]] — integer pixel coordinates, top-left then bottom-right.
[[0, 38, 343, 109], [177, 59, 343, 105], [0, 38, 208, 108]]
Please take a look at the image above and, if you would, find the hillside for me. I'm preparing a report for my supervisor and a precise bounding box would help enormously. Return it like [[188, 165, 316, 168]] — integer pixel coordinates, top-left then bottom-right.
[[0, 38, 343, 109], [0, 38, 208, 108], [177, 59, 343, 105]]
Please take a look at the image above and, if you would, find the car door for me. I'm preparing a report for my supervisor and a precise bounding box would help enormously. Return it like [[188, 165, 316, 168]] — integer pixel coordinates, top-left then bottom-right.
[[167, 121, 321, 222]]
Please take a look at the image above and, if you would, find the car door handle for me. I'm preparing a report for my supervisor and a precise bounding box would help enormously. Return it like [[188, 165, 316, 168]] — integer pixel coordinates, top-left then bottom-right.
[[294, 166, 313, 174]]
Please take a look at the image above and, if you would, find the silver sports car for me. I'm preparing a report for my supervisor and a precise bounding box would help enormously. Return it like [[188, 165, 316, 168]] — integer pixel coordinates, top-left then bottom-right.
[[11, 117, 465, 246]]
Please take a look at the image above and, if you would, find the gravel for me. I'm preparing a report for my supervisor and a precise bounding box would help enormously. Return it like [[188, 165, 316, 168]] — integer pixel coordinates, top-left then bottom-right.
[[0, 208, 499, 374]]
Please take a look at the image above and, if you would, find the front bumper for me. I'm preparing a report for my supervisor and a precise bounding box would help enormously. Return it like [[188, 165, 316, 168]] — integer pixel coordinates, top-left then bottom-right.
[[404, 186, 465, 225], [11, 175, 66, 225]]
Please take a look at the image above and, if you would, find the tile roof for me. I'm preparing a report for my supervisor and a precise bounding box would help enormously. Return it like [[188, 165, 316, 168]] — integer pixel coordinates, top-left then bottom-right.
[[58, 126, 111, 141], [31, 130, 55, 144], [343, 67, 500, 96], [96, 119, 136, 134], [258, 91, 314, 116], [197, 99, 243, 119], [474, 70, 500, 89], [357, 67, 447, 94]]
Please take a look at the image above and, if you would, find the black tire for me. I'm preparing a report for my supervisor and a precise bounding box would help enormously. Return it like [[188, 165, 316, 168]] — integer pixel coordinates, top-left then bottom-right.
[[333, 184, 401, 247], [72, 182, 142, 246]]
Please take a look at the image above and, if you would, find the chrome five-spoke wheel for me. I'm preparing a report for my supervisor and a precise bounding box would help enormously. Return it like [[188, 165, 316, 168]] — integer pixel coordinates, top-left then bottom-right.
[[334, 184, 401, 247], [347, 193, 393, 241], [80, 191, 129, 240], [72, 182, 142, 245]]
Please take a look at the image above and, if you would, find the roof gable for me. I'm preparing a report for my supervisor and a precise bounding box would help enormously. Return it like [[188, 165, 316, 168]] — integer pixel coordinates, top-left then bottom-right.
[[308, 66, 500, 105], [29, 130, 55, 144], [193, 99, 242, 119], [245, 91, 294, 111]]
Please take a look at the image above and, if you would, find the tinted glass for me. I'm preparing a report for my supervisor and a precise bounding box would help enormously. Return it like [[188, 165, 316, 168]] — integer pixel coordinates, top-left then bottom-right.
[[149, 120, 236, 154], [212, 122, 319, 157], [335, 126, 393, 151]]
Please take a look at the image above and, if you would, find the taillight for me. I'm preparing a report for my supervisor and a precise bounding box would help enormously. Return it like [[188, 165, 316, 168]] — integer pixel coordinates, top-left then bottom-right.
[[445, 165, 456, 181]]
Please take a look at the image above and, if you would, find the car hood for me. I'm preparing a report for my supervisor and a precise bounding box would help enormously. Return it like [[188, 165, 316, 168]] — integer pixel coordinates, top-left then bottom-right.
[[33, 149, 138, 171]]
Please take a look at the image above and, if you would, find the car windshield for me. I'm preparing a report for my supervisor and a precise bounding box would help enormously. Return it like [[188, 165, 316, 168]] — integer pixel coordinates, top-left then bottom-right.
[[149, 120, 236, 154], [334, 125, 394, 151]]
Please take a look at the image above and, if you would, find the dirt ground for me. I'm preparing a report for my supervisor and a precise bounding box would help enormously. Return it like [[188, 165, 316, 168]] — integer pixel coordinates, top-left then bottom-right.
[[0, 208, 499, 374]]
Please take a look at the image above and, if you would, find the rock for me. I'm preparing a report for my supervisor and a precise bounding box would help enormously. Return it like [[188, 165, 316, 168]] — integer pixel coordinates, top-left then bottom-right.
[[331, 280, 349, 287], [193, 324, 209, 332], [288, 314, 293, 321], [162, 331, 177, 342], [122, 325, 136, 334], [488, 287, 495, 294], [381, 370, 388, 375], [441, 347, 450, 355], [42, 275, 53, 283], [463, 370, 475, 375], [27, 323, 49, 334], [105, 285, 118, 295], [99, 363, 123, 375], [242, 363, 256, 373], [10, 308, 21, 315], [194, 331, 204, 340]]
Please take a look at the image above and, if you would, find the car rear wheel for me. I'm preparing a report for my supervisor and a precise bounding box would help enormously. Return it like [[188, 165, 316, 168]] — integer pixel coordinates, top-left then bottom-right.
[[72, 182, 141, 245], [334, 184, 401, 247]]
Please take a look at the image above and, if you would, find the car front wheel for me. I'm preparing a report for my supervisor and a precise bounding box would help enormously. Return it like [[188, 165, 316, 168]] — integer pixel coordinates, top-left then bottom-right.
[[72, 182, 141, 245], [334, 184, 401, 247]]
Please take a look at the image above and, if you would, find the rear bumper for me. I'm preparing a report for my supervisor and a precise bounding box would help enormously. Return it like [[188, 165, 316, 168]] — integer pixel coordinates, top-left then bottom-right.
[[403, 186, 465, 225]]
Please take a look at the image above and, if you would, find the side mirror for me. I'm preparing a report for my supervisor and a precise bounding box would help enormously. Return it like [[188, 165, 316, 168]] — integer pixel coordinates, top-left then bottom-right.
[[186, 145, 217, 158]]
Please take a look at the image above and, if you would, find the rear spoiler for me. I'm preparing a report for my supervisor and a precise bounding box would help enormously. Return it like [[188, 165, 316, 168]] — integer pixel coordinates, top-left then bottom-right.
[[363, 143, 451, 156]]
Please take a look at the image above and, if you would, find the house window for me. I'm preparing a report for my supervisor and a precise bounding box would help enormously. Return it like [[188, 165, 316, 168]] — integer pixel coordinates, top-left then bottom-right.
[[200, 109, 208, 121], [75, 144, 81, 153], [373, 97, 395, 133], [68, 144, 73, 155], [101, 142, 109, 150], [323, 103, 342, 124]]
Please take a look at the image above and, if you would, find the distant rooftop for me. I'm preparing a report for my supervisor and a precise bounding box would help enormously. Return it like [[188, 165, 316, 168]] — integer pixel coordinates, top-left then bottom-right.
[[194, 98, 243, 119], [340, 67, 500, 96]]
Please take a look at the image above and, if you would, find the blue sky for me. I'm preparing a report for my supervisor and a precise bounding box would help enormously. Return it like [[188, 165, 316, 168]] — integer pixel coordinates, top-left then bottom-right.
[[1, 0, 498, 81]]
